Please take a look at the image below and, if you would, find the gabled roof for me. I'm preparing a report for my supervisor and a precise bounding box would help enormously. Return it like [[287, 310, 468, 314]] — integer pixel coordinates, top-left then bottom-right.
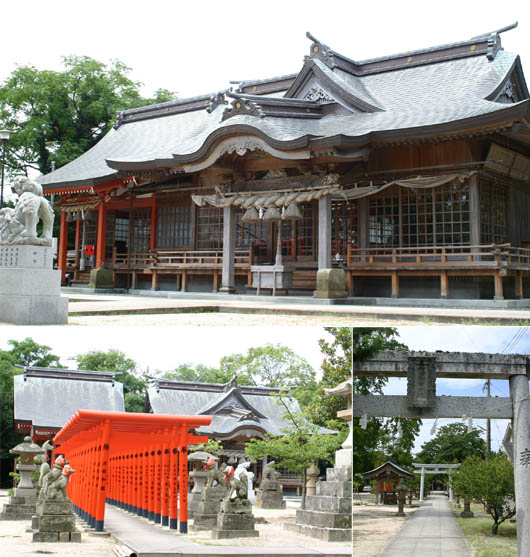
[[14, 366, 125, 429], [39, 26, 530, 191], [362, 460, 415, 480], [146, 376, 333, 439]]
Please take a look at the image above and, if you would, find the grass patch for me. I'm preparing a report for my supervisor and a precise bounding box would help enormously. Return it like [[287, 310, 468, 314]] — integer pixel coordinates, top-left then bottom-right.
[[451, 502, 517, 557]]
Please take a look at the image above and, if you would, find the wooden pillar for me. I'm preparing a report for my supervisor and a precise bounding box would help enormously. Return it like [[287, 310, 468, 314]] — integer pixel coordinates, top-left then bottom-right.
[[94, 420, 110, 532], [150, 194, 157, 252], [161, 432, 170, 527], [318, 195, 332, 269], [136, 451, 144, 516], [345, 272, 353, 295], [96, 203, 107, 268], [494, 272, 504, 300], [220, 205, 236, 293], [181, 271, 188, 292], [469, 173, 481, 254], [212, 271, 219, 292], [515, 272, 523, 299], [179, 441, 188, 533], [440, 270, 449, 298], [148, 445, 155, 521], [142, 448, 149, 518], [391, 271, 399, 298], [154, 444, 162, 524], [169, 428, 179, 530], [151, 270, 159, 291], [58, 211, 69, 283]]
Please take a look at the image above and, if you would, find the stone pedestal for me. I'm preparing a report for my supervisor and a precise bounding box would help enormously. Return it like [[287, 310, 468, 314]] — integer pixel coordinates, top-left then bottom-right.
[[188, 469, 208, 518], [284, 466, 352, 542], [88, 267, 114, 289], [0, 495, 38, 520], [192, 484, 227, 530], [256, 478, 285, 509], [313, 268, 348, 299], [0, 245, 67, 324], [211, 498, 259, 539], [32, 499, 81, 543], [251, 264, 294, 295]]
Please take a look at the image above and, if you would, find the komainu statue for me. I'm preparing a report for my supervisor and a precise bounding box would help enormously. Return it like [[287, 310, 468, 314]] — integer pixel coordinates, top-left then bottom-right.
[[204, 457, 228, 488], [225, 464, 248, 501], [1, 177, 54, 246], [39, 455, 75, 502]]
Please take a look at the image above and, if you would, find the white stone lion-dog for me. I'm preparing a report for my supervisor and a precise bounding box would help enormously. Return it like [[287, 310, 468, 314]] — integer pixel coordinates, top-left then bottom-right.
[[5, 177, 54, 246]]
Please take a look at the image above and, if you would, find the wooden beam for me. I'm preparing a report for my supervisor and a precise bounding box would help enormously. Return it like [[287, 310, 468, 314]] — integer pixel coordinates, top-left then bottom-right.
[[440, 270, 449, 298]]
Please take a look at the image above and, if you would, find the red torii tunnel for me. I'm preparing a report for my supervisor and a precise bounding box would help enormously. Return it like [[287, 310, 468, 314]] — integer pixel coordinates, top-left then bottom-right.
[[52, 410, 211, 533]]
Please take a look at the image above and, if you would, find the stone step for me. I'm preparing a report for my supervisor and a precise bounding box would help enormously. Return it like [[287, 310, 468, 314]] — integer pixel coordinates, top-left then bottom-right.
[[305, 495, 352, 513], [316, 480, 352, 498], [284, 521, 352, 542], [295, 508, 352, 530], [325, 467, 352, 482]]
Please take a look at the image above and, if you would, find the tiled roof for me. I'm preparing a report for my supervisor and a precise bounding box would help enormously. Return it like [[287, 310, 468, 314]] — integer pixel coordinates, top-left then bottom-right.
[[39, 32, 528, 190]]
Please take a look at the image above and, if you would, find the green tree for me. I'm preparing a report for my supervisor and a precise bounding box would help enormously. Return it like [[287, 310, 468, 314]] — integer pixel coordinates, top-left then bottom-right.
[[0, 56, 177, 176], [0, 339, 62, 464], [75, 349, 148, 413], [220, 344, 317, 408], [415, 423, 486, 464], [453, 454, 515, 535], [160, 363, 251, 386], [245, 395, 341, 509]]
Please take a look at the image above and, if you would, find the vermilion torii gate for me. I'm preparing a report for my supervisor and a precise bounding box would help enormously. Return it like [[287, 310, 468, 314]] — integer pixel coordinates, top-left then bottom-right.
[[352, 351, 530, 557], [52, 409, 212, 533]]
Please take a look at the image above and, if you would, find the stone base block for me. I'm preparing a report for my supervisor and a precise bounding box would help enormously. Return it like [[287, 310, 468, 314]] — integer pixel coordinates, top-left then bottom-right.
[[0, 292, 68, 324], [335, 448, 353, 469], [32, 530, 81, 543], [0, 245, 55, 269], [296, 509, 352, 529], [313, 269, 348, 299], [37, 500, 74, 516], [13, 488, 38, 499], [284, 522, 352, 542], [305, 495, 352, 514], [211, 529, 260, 539], [317, 480, 353, 498], [217, 512, 255, 531], [88, 267, 114, 289], [38, 514, 76, 532], [326, 467, 352, 482], [255, 497, 286, 509], [0, 504, 36, 520], [191, 514, 218, 530]]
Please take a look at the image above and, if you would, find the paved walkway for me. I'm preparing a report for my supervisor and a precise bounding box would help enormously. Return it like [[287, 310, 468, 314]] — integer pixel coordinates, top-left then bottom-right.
[[103, 504, 352, 557], [380, 493, 472, 557]]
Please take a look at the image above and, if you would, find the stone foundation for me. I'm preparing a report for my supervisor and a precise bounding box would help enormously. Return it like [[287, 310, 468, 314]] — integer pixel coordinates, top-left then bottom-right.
[[256, 479, 285, 509], [192, 484, 226, 530], [211, 498, 259, 539], [32, 499, 81, 543], [0, 495, 38, 520], [0, 245, 67, 324], [284, 466, 352, 542]]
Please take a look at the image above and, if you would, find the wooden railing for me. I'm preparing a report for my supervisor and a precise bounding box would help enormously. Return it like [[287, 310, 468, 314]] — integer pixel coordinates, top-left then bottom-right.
[[111, 248, 253, 270], [346, 243, 530, 268]]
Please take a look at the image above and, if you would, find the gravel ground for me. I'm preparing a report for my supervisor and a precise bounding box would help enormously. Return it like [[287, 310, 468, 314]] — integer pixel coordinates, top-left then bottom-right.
[[353, 502, 417, 556], [67, 312, 427, 326]]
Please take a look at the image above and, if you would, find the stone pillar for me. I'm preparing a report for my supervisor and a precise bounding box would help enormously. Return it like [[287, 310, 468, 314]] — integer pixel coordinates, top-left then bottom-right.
[[396, 483, 406, 517], [509, 373, 530, 556], [448, 474, 454, 503], [306, 463, 319, 497], [419, 467, 425, 502], [220, 206, 236, 293], [318, 196, 332, 269], [461, 497, 474, 518]]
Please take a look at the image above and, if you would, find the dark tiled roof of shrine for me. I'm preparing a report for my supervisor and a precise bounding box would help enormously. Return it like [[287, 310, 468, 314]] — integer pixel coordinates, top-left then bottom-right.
[[13, 367, 125, 429], [145, 377, 334, 438], [39, 27, 529, 190]]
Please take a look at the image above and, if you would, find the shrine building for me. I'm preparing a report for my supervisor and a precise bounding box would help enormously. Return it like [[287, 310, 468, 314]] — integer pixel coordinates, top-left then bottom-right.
[[39, 26, 530, 300], [144, 376, 334, 489], [13, 366, 125, 442]]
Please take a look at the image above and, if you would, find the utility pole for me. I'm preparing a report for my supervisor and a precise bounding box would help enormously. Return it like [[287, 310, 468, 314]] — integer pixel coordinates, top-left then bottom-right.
[[485, 379, 491, 456]]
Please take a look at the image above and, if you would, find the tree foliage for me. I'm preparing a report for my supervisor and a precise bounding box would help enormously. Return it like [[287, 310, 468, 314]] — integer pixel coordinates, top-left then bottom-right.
[[245, 395, 341, 509], [0, 339, 62, 464], [415, 423, 486, 464], [75, 349, 148, 413], [453, 454, 515, 535], [0, 56, 177, 176], [160, 362, 251, 386]]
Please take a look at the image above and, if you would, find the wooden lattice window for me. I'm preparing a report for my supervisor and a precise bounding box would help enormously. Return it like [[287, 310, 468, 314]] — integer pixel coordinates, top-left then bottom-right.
[[401, 189, 434, 246], [131, 208, 151, 253], [236, 209, 268, 256], [435, 180, 470, 245], [332, 200, 358, 256], [196, 206, 223, 250], [480, 180, 507, 244], [369, 191, 400, 247], [157, 206, 192, 248], [279, 201, 315, 258]]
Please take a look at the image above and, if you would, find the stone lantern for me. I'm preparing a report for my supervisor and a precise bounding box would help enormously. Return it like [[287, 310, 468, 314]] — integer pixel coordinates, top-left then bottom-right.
[[188, 451, 213, 516], [306, 462, 320, 496], [9, 436, 45, 498]]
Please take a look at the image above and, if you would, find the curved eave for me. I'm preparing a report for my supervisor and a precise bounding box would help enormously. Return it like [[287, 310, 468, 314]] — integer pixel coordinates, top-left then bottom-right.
[[197, 422, 268, 439], [311, 100, 530, 149], [41, 173, 123, 193], [106, 123, 319, 171]]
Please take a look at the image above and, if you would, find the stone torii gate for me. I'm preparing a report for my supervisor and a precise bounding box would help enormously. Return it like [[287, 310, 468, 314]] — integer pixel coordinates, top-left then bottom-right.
[[352, 351, 530, 557], [413, 463, 460, 502]]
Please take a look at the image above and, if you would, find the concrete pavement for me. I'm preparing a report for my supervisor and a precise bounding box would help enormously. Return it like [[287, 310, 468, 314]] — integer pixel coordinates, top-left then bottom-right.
[[380, 492, 472, 557]]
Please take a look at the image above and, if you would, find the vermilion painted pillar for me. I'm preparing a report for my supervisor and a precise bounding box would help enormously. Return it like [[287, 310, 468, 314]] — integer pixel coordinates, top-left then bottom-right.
[[179, 438, 188, 533], [58, 211, 68, 283], [154, 444, 162, 523], [161, 434, 170, 527], [95, 420, 110, 532], [142, 448, 149, 518], [148, 445, 155, 521], [88, 443, 97, 527], [136, 451, 143, 516], [96, 203, 107, 268], [169, 428, 179, 530]]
